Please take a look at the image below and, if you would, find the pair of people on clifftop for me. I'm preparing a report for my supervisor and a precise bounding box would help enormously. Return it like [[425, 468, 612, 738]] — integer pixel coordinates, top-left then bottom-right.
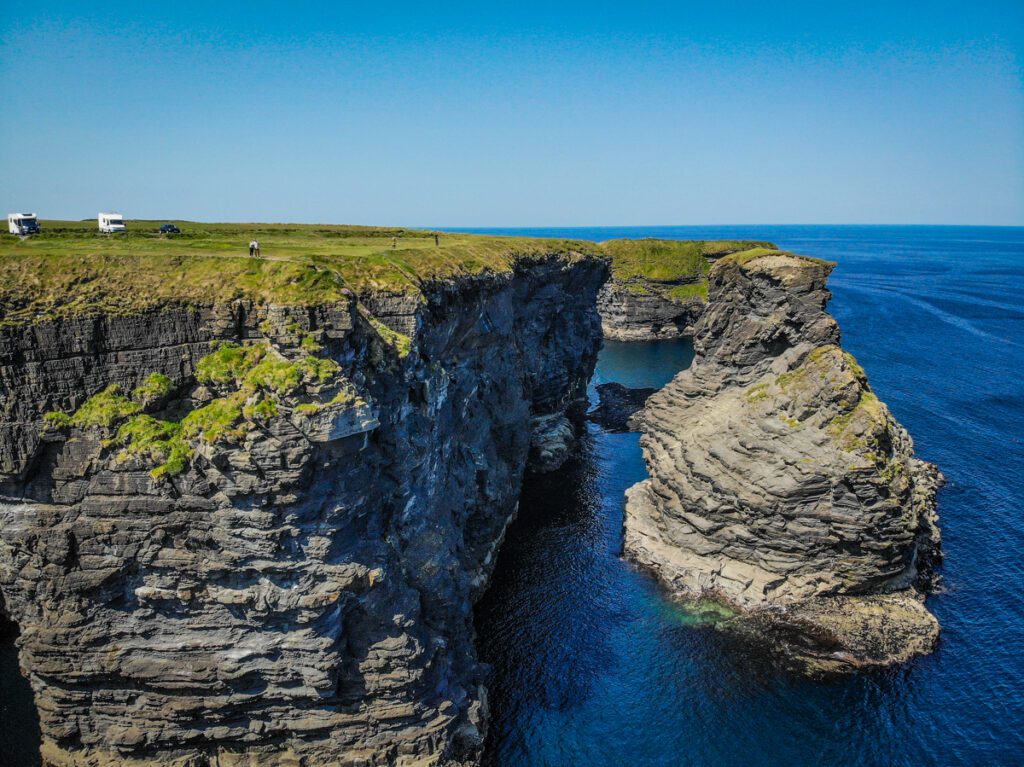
[[248, 239, 261, 258]]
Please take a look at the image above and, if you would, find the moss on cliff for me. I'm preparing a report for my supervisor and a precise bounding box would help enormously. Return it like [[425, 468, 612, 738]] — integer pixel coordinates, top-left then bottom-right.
[[47, 384, 142, 428], [112, 415, 190, 479], [666, 283, 709, 301], [133, 373, 174, 403], [197, 341, 340, 394], [827, 390, 885, 453], [196, 343, 269, 386], [44, 339, 348, 478], [364, 314, 412, 358]]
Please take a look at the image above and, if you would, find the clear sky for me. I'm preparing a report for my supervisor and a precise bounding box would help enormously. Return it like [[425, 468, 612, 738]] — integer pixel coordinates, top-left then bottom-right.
[[1, 1, 1022, 226]]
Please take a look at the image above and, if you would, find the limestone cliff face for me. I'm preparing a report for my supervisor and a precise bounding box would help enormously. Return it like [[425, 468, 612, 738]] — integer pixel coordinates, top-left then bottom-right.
[[596, 281, 703, 341], [0, 254, 606, 766], [624, 253, 942, 672], [595, 240, 776, 342]]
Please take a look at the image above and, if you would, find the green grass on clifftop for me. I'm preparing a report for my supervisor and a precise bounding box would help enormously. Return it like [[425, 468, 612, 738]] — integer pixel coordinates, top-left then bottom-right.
[[0, 221, 600, 324], [599, 238, 777, 305], [716, 247, 834, 268], [2, 222, 825, 324], [599, 239, 775, 283]]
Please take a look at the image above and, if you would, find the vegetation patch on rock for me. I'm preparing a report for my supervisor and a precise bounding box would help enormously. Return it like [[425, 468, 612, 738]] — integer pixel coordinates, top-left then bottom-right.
[[717, 247, 835, 269], [44, 340, 350, 479], [132, 373, 174, 403], [45, 384, 141, 429], [599, 238, 772, 283], [666, 283, 709, 301]]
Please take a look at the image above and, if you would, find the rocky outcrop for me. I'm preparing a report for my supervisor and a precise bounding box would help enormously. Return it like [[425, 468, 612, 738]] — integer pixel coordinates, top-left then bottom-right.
[[0, 254, 606, 766], [597, 282, 704, 341], [596, 239, 777, 341], [586, 383, 656, 432], [624, 252, 942, 673]]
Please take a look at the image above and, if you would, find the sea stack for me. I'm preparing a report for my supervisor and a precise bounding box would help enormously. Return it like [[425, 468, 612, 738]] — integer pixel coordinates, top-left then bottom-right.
[[624, 251, 942, 672]]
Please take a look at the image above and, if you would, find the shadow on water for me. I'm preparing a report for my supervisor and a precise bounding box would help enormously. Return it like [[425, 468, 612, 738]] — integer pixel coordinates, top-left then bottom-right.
[[0, 614, 41, 766]]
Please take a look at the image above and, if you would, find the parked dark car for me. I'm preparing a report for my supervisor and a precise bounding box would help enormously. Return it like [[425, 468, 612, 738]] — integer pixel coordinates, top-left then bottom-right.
[[159, 223, 181, 234]]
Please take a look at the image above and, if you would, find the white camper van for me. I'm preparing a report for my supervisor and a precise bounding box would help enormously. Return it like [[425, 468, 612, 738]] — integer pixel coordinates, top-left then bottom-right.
[[98, 212, 126, 233], [8, 213, 40, 235]]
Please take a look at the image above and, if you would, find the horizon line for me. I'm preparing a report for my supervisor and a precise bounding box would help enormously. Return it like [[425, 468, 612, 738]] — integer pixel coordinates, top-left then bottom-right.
[[19, 218, 1024, 230]]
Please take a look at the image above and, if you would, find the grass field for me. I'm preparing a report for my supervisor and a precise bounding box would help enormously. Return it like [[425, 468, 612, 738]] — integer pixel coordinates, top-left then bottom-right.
[[598, 238, 781, 305], [0, 221, 788, 324], [600, 238, 776, 283], [0, 221, 600, 324]]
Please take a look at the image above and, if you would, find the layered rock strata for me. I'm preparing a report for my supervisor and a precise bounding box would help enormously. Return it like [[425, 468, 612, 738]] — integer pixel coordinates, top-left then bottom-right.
[[0, 254, 606, 766], [624, 252, 942, 672], [596, 281, 704, 341], [596, 240, 776, 341]]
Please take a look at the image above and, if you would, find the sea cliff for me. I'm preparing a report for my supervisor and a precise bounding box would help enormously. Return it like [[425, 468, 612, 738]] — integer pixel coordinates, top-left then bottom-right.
[[596, 239, 774, 340], [624, 251, 942, 672], [0, 224, 944, 765], [0, 236, 606, 766]]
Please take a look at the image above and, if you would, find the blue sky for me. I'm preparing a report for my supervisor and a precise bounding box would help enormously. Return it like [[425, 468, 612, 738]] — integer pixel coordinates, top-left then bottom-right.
[[1, 1, 1022, 226]]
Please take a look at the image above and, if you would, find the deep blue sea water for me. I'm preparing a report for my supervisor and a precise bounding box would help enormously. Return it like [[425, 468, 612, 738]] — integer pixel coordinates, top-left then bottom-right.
[[470, 226, 1024, 767], [3, 226, 1023, 765]]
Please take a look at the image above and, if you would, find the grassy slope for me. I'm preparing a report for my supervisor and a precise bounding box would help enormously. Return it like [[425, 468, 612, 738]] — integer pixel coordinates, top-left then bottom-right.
[[0, 221, 599, 324]]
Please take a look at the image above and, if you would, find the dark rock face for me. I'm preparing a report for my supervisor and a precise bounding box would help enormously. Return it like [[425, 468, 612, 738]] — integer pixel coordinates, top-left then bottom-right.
[[596, 282, 703, 341], [0, 309, 221, 482], [586, 383, 656, 432], [357, 289, 421, 337], [0, 255, 607, 766], [624, 253, 942, 673]]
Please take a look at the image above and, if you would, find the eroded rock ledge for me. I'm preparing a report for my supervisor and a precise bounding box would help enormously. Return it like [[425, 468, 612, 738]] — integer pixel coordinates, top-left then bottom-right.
[[0, 254, 606, 767], [624, 252, 942, 673], [596, 239, 776, 341], [585, 383, 656, 432]]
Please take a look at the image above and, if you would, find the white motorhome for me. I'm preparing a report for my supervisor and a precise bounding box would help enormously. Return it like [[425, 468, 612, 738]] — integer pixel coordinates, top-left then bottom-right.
[[8, 213, 40, 235], [98, 212, 126, 233]]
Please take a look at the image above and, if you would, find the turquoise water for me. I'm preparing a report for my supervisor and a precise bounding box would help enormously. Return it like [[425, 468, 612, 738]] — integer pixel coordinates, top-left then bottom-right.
[[472, 226, 1024, 766]]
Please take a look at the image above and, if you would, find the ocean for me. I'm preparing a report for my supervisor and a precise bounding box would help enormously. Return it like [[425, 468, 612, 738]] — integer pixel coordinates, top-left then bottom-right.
[[469, 225, 1024, 766], [3, 225, 1023, 765]]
